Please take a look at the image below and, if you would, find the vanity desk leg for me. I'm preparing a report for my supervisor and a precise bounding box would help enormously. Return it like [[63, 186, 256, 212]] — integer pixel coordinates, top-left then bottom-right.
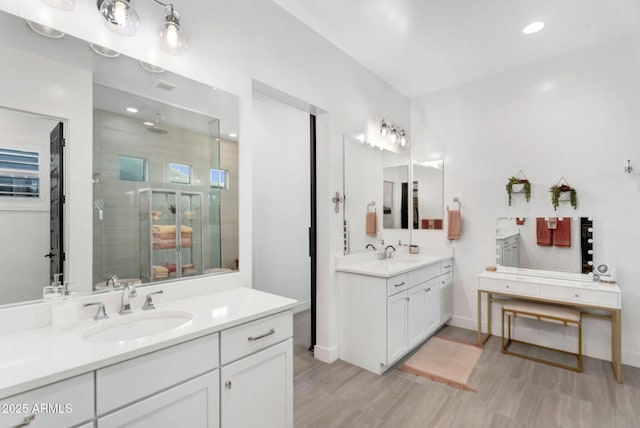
[[477, 290, 492, 346], [613, 309, 623, 384]]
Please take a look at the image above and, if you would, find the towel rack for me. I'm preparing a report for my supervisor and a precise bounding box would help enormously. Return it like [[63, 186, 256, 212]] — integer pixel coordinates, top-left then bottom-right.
[[367, 201, 376, 212], [447, 197, 460, 211]]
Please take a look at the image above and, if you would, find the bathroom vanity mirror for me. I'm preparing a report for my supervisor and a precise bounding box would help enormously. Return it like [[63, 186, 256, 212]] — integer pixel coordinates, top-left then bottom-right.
[[495, 217, 594, 274], [343, 135, 410, 254], [412, 160, 444, 230], [0, 11, 239, 305]]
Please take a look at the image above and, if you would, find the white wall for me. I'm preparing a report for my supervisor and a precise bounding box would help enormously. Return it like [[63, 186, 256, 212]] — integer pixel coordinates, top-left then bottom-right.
[[0, 109, 56, 303], [252, 95, 311, 308], [0, 0, 410, 361], [0, 43, 93, 292], [411, 33, 640, 366]]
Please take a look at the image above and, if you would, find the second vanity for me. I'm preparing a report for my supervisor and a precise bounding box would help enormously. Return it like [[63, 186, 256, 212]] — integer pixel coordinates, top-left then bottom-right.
[[336, 250, 454, 374], [0, 286, 296, 428]]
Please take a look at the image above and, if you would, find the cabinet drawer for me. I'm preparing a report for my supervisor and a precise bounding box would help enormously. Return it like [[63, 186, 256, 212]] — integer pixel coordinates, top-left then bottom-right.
[[386, 273, 409, 296], [540, 285, 620, 308], [503, 236, 518, 247], [96, 334, 219, 415], [480, 278, 540, 296], [408, 263, 441, 287], [0, 373, 93, 428], [221, 311, 293, 365], [441, 260, 453, 274]]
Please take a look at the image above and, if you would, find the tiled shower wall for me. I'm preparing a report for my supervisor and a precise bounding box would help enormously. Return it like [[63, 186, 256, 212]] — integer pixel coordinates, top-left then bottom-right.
[[92, 109, 239, 286]]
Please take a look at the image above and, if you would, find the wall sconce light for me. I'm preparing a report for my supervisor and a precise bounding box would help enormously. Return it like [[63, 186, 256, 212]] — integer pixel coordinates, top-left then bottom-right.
[[379, 119, 409, 148], [93, 0, 188, 54]]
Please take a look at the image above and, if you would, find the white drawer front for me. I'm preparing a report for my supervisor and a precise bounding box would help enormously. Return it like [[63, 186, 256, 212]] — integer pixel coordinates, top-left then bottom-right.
[[386, 273, 409, 296], [408, 263, 441, 286], [480, 278, 540, 296], [441, 260, 453, 274], [0, 373, 93, 428], [503, 236, 518, 247], [541, 285, 619, 308], [221, 311, 293, 365], [96, 333, 219, 415]]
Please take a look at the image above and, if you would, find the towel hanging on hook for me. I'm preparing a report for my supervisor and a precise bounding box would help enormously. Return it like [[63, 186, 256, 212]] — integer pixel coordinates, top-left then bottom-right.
[[367, 201, 376, 213]]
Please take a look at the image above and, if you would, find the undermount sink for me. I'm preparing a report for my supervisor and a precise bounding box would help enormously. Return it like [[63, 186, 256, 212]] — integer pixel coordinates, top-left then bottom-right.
[[82, 310, 193, 343]]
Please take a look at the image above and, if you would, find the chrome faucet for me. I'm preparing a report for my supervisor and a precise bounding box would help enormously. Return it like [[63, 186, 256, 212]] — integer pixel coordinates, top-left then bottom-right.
[[106, 274, 119, 288], [119, 282, 138, 315], [384, 245, 396, 259], [365, 244, 377, 251]]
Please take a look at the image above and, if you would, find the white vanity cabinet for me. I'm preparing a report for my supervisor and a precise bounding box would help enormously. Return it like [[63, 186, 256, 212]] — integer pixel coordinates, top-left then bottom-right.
[[339, 259, 453, 374], [220, 311, 294, 428], [496, 234, 519, 267], [0, 373, 94, 428]]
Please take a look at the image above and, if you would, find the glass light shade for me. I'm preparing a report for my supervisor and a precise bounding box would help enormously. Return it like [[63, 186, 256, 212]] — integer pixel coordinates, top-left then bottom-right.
[[41, 0, 75, 11], [159, 8, 188, 55], [98, 0, 139, 37], [389, 127, 397, 144], [399, 129, 409, 147], [380, 120, 389, 138], [27, 20, 65, 39]]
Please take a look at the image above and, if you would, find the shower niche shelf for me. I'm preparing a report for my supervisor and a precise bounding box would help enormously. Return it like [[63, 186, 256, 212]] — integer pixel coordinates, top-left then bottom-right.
[[139, 188, 204, 282]]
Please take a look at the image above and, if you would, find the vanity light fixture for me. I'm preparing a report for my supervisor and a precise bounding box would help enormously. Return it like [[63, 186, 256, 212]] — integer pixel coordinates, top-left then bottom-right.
[[98, 0, 140, 36], [379, 119, 409, 149], [96, 0, 188, 55], [26, 20, 66, 39], [41, 0, 76, 11], [522, 21, 545, 35]]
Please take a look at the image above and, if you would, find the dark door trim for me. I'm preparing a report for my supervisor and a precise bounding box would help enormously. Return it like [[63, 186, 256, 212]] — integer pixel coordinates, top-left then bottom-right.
[[309, 114, 317, 351]]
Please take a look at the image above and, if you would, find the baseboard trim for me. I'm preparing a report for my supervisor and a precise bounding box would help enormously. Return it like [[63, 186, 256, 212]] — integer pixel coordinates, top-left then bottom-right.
[[314, 344, 338, 364]]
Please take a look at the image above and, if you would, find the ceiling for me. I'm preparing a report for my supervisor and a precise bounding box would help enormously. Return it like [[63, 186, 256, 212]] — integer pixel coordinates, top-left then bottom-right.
[[272, 0, 640, 97]]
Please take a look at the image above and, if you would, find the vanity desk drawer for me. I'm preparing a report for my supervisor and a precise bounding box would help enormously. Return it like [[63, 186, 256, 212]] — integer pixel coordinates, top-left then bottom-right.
[[386, 274, 410, 296], [220, 310, 293, 365], [540, 285, 619, 307], [480, 278, 540, 296]]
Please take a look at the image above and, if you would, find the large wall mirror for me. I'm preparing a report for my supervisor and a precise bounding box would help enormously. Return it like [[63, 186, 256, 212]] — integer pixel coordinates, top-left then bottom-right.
[[496, 217, 594, 275], [0, 11, 239, 306], [343, 135, 410, 254]]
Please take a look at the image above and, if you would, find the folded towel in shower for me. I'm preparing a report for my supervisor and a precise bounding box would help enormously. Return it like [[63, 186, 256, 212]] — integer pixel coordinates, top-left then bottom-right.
[[515, 218, 525, 225], [152, 225, 176, 234], [554, 218, 572, 247], [152, 265, 169, 274], [536, 217, 553, 246], [366, 212, 377, 236], [154, 232, 176, 239], [153, 238, 176, 249], [181, 225, 193, 233], [181, 237, 192, 248], [447, 210, 461, 240]]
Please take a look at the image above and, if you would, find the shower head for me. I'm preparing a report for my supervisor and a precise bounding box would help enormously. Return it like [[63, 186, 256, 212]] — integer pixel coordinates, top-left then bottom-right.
[[147, 114, 168, 134], [93, 172, 105, 184]]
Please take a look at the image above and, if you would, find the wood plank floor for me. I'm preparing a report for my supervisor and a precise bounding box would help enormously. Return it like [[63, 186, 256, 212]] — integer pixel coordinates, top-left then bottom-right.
[[293, 311, 640, 428]]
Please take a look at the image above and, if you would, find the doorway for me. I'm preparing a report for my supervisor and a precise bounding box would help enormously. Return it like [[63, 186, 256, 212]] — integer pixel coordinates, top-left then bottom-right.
[[251, 94, 317, 348]]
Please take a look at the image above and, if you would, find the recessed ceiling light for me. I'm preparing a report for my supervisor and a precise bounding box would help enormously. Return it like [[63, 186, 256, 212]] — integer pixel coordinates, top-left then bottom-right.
[[89, 43, 120, 58], [229, 133, 238, 138], [126, 107, 138, 113], [522, 21, 545, 35], [26, 20, 65, 39], [139, 61, 165, 73], [143, 121, 155, 127]]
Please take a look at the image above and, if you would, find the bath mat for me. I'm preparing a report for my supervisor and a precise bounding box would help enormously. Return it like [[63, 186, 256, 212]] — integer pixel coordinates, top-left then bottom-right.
[[398, 336, 482, 392]]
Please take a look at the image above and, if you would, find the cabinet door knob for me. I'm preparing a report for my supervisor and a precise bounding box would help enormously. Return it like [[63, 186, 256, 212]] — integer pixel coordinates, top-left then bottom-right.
[[506, 285, 510, 288], [575, 294, 580, 298], [225, 380, 232, 390], [14, 414, 35, 427]]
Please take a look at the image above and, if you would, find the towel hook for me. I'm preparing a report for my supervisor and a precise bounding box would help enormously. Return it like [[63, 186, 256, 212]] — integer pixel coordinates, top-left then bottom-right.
[[447, 197, 460, 212]]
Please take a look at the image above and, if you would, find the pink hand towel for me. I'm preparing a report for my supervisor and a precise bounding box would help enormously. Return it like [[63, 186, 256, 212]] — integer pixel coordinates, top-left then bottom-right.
[[447, 210, 461, 240], [536, 217, 552, 246], [366, 212, 377, 236], [553, 218, 572, 247]]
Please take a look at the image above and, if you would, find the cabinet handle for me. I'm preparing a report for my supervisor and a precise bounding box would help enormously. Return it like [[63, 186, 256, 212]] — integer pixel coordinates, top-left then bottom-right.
[[394, 282, 406, 288], [406, 297, 410, 301], [575, 294, 580, 298], [506, 285, 510, 289], [14, 415, 35, 428], [441, 280, 445, 284], [225, 380, 232, 390], [248, 328, 276, 342]]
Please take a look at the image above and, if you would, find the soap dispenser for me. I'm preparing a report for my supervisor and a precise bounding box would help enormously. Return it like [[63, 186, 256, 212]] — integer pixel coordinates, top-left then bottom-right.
[[43, 273, 63, 299], [52, 281, 78, 332]]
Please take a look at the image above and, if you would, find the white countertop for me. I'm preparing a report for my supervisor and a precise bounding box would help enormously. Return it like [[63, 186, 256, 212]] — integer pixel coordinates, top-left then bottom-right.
[[479, 269, 621, 293], [336, 253, 451, 278], [496, 230, 519, 240], [0, 287, 297, 398]]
